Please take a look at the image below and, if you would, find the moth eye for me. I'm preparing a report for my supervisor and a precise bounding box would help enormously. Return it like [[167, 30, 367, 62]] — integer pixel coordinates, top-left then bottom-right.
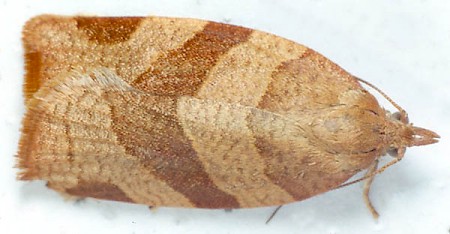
[[391, 111, 409, 124], [391, 112, 402, 121], [387, 147, 398, 157], [402, 113, 410, 124]]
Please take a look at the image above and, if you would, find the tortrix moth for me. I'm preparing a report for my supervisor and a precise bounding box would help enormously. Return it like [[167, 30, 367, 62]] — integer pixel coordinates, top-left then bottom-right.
[[17, 15, 439, 217]]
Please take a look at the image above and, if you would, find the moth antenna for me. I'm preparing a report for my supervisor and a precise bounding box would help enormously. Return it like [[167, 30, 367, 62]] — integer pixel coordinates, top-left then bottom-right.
[[265, 205, 283, 224], [354, 77, 408, 123]]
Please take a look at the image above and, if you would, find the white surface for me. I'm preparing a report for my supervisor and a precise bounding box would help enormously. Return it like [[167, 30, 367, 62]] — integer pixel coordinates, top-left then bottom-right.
[[0, 0, 449, 233]]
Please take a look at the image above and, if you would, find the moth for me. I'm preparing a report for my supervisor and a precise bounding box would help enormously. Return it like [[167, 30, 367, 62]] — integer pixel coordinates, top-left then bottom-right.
[[18, 15, 439, 218]]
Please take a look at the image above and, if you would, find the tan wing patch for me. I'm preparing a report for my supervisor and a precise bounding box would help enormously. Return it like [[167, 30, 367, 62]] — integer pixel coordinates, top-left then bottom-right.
[[177, 97, 296, 207]]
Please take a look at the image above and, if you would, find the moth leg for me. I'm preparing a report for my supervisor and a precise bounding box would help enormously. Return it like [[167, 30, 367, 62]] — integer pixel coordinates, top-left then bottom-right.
[[74, 198, 86, 204], [363, 159, 380, 219], [265, 205, 283, 224], [148, 206, 158, 213]]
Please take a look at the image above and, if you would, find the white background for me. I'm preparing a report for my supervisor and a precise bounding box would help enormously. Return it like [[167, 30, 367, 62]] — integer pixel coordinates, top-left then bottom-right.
[[0, 0, 449, 233]]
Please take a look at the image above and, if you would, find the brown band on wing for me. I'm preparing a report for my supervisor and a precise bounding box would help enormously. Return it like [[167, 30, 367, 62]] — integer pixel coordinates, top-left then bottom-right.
[[176, 97, 297, 207], [75, 17, 143, 44], [252, 50, 363, 200], [251, 128, 353, 201], [108, 94, 240, 208], [252, 137, 311, 200], [23, 51, 43, 101], [132, 21, 253, 96], [66, 181, 133, 202], [244, 105, 318, 201], [257, 49, 362, 113]]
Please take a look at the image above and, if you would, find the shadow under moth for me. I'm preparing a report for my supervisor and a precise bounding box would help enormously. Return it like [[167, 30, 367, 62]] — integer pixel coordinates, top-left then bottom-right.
[[17, 15, 439, 219]]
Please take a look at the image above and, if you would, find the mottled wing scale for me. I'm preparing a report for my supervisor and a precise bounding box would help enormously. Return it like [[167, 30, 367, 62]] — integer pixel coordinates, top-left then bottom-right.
[[19, 15, 387, 208]]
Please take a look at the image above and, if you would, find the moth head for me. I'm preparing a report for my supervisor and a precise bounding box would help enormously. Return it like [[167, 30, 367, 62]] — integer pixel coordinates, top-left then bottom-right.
[[354, 77, 439, 159], [386, 110, 439, 158]]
